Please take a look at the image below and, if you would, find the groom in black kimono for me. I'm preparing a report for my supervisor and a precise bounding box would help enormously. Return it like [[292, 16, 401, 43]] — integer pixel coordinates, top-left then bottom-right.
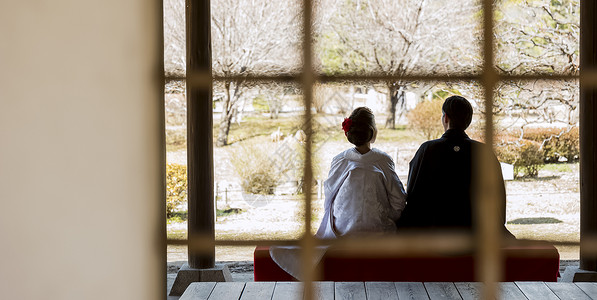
[[397, 96, 511, 234]]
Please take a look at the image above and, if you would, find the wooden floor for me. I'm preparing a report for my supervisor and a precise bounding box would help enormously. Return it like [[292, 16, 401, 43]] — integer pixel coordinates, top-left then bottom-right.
[[180, 281, 597, 300]]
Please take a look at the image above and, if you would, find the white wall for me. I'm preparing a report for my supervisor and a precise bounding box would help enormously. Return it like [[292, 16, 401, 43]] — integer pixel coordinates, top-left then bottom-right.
[[0, 1, 164, 299]]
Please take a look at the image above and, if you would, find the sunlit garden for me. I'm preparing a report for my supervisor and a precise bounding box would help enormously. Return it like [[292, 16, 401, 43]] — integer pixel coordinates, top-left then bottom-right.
[[165, 90, 580, 262], [163, 0, 580, 264]]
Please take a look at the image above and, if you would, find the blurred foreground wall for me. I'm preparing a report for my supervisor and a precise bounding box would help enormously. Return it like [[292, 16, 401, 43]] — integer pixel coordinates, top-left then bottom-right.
[[0, 1, 165, 299]]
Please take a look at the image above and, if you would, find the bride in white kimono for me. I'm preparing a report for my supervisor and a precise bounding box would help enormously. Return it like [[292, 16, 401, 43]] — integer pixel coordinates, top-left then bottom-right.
[[270, 107, 407, 279]]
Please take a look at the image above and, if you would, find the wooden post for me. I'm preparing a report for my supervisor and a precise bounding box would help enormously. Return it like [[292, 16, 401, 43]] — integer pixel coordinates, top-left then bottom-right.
[[186, 0, 214, 269], [170, 2, 232, 294], [580, 0, 597, 272]]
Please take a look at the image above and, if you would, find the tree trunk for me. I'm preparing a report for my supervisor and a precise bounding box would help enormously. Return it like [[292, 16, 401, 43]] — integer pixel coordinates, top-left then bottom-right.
[[216, 82, 233, 147], [385, 83, 406, 129], [385, 84, 399, 129], [271, 107, 279, 119], [216, 80, 243, 146], [266, 96, 278, 119], [216, 111, 232, 147]]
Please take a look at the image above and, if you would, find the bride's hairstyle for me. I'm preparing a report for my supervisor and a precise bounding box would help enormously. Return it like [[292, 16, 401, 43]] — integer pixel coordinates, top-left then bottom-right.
[[345, 107, 376, 146]]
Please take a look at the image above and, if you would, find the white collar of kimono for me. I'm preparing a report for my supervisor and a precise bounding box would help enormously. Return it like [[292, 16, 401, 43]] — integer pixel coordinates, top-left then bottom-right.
[[344, 147, 383, 162]]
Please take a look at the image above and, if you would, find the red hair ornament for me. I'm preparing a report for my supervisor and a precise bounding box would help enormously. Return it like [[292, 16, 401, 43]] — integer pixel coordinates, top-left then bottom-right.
[[342, 118, 352, 136]]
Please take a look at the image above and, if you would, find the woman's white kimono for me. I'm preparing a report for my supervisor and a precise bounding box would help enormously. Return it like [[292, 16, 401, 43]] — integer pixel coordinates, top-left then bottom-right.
[[270, 148, 407, 279]]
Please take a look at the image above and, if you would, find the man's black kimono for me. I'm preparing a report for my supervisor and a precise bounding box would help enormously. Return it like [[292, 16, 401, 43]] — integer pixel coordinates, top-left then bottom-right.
[[396, 129, 510, 233]]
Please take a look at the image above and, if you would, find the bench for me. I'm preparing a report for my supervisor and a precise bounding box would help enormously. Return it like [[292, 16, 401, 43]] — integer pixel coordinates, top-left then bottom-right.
[[253, 242, 559, 282]]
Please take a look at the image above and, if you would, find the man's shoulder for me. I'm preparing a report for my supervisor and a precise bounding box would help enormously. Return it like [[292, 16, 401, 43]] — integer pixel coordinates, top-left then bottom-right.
[[414, 136, 489, 159], [417, 136, 453, 151], [422, 135, 485, 146], [468, 138, 484, 146], [468, 139, 494, 152], [410, 139, 443, 164], [422, 138, 444, 147]]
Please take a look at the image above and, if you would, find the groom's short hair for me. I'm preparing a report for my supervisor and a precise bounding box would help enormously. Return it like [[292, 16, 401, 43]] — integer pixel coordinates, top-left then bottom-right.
[[443, 96, 473, 130]]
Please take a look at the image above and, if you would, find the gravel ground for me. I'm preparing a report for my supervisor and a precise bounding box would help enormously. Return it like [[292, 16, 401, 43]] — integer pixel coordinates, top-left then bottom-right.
[[505, 163, 580, 259]]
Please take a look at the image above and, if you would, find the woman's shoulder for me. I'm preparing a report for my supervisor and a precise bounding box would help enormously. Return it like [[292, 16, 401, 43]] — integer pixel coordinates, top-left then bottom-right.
[[332, 148, 354, 161], [370, 148, 393, 162], [369, 148, 398, 171], [334, 148, 393, 164], [329, 148, 354, 168]]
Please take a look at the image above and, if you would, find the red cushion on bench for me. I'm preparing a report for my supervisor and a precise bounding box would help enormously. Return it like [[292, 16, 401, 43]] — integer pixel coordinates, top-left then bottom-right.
[[254, 246, 296, 281], [253, 243, 559, 282], [502, 243, 560, 282]]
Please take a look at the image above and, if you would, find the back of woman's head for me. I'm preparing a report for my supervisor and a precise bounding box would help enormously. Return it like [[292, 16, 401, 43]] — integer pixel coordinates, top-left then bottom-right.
[[344, 107, 376, 146]]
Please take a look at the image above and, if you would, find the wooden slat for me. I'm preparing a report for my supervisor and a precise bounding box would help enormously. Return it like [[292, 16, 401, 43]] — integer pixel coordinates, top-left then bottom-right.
[[546, 282, 593, 300], [576, 282, 597, 299], [181, 281, 597, 300], [394, 282, 430, 300], [180, 282, 217, 300], [365, 282, 399, 300], [335, 282, 367, 300], [311, 282, 334, 300], [515, 282, 559, 300], [424, 282, 462, 300], [498, 282, 527, 300], [207, 282, 245, 300], [454, 282, 482, 300], [272, 282, 303, 300], [240, 282, 275, 300]]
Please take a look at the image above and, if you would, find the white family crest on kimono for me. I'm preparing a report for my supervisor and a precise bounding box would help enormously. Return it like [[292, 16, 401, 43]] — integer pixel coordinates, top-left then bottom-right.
[[270, 147, 407, 279]]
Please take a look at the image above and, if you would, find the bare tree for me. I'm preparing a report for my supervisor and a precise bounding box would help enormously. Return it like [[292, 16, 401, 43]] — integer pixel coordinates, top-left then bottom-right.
[[315, 0, 481, 128], [430, 0, 579, 144], [163, 0, 301, 146], [492, 0, 579, 142], [163, 0, 186, 77], [257, 83, 297, 119], [495, 0, 579, 75], [212, 0, 301, 146], [495, 80, 578, 129]]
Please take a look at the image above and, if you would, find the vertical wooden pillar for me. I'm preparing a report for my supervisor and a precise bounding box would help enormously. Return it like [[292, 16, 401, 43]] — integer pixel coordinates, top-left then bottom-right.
[[580, 0, 597, 272], [186, 0, 215, 269]]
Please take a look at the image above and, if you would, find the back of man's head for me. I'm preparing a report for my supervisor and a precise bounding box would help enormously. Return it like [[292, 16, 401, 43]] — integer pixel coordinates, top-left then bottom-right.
[[443, 96, 473, 130]]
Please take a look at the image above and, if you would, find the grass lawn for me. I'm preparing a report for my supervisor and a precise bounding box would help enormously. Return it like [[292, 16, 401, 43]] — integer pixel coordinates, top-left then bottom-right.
[[168, 113, 425, 152], [541, 163, 574, 173], [223, 115, 302, 145], [220, 114, 424, 145]]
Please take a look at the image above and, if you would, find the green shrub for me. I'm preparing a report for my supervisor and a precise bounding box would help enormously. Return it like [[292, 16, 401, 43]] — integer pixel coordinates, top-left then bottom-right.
[[407, 98, 444, 140], [168, 211, 188, 223], [242, 171, 278, 194], [522, 127, 579, 163], [166, 163, 187, 217], [495, 140, 544, 178], [229, 142, 279, 195]]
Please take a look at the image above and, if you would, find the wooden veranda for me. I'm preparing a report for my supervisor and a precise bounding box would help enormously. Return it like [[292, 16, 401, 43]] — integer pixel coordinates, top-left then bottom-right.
[[180, 281, 597, 300]]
